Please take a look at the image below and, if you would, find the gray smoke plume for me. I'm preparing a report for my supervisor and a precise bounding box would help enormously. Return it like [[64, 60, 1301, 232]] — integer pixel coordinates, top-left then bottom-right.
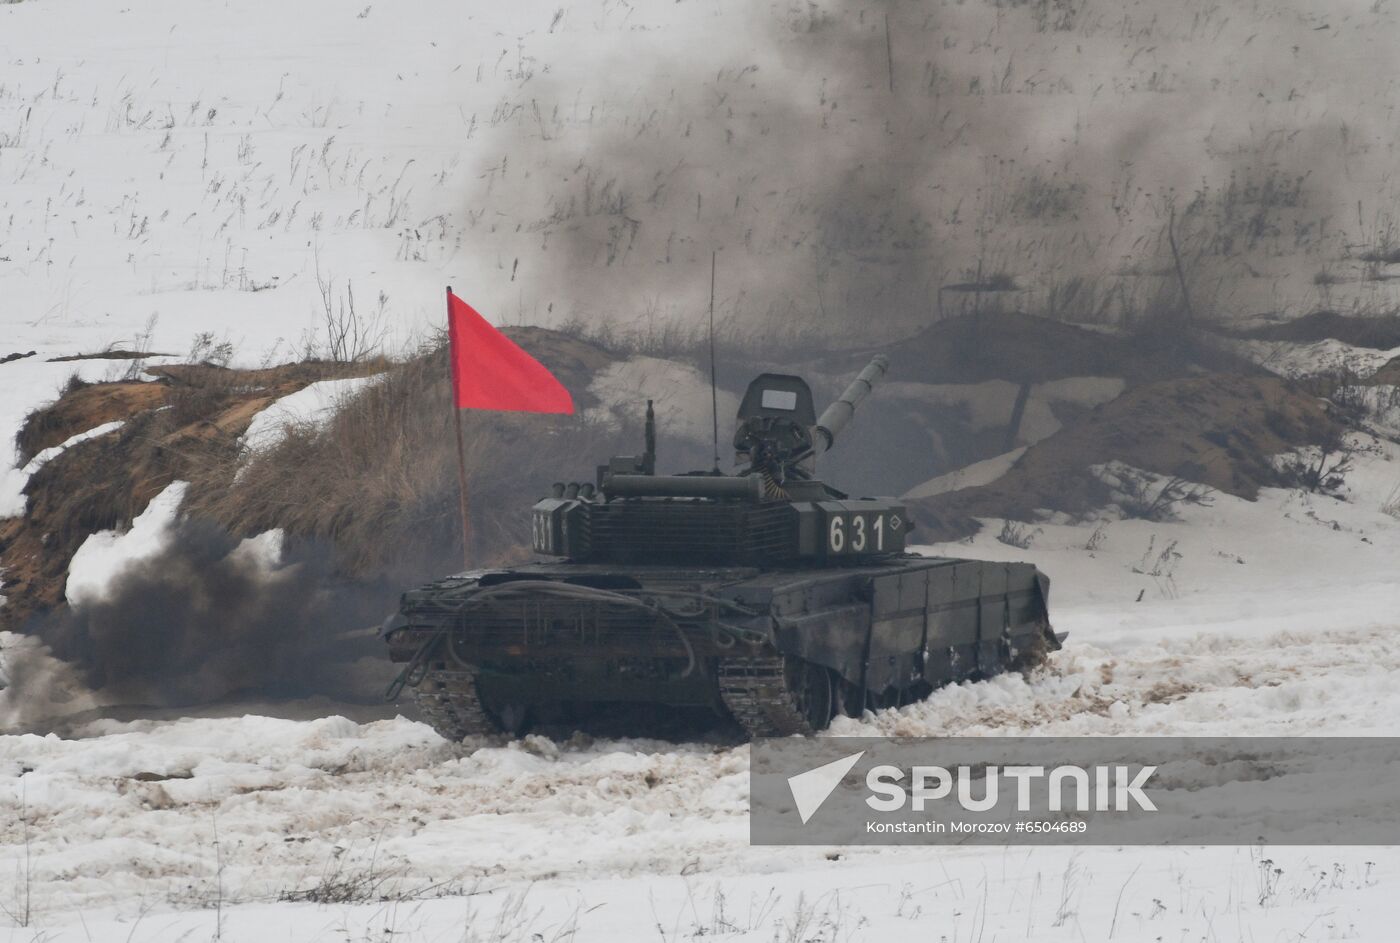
[[462, 0, 1369, 340], [488, 5, 956, 338], [28, 519, 399, 709]]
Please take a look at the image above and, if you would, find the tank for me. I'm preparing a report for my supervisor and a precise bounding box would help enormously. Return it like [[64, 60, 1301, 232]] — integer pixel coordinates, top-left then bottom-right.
[[382, 355, 1060, 739]]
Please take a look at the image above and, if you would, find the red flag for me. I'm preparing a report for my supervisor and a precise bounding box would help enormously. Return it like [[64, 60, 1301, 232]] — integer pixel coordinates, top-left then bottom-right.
[[445, 290, 574, 414]]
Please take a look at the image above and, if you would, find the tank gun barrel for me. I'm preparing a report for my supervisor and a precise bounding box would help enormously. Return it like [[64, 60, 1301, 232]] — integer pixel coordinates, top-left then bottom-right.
[[605, 473, 765, 500], [811, 354, 889, 453]]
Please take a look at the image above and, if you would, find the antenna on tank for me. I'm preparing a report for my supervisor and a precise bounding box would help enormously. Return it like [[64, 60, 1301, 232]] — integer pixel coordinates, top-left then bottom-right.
[[708, 249, 721, 473], [643, 399, 656, 475]]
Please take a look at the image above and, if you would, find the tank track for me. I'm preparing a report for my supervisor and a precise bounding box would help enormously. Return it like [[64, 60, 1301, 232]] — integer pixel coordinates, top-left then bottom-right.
[[413, 665, 504, 740], [407, 627, 1059, 742], [717, 653, 818, 738]]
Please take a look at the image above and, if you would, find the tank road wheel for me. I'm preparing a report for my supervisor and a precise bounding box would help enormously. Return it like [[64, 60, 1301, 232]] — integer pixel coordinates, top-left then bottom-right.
[[718, 653, 836, 738]]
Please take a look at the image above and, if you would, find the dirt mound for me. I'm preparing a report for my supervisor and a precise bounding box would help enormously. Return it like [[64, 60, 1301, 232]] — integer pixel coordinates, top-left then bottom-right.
[[47, 349, 176, 363], [182, 329, 631, 579], [1368, 356, 1400, 386], [757, 312, 1264, 499], [16, 380, 167, 462], [501, 325, 620, 382], [1, 327, 628, 634], [0, 359, 385, 629], [1229, 311, 1400, 350], [909, 374, 1338, 539], [3, 326, 630, 616], [814, 312, 1261, 387]]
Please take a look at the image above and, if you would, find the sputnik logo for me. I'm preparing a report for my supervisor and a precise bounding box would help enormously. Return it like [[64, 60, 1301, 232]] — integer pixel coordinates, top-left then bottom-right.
[[787, 750, 865, 824]]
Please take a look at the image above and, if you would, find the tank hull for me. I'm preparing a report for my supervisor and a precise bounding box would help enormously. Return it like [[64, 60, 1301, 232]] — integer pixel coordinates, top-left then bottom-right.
[[384, 554, 1058, 739]]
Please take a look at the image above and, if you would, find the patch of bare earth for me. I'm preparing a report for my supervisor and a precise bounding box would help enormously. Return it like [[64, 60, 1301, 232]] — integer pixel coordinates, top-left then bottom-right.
[[1367, 356, 1400, 386], [819, 311, 1263, 387], [1224, 311, 1400, 350]]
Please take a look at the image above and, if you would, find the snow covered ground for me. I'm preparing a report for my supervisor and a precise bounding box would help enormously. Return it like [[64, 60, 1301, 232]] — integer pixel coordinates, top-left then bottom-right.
[[0, 419, 123, 518], [238, 376, 384, 454], [5, 0, 1400, 937], [1222, 338, 1400, 381], [2, 441, 1397, 940]]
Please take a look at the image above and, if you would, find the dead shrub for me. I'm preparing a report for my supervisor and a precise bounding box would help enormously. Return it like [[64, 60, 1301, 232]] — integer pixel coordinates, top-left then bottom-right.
[[312, 254, 389, 363], [1276, 443, 1354, 497], [1383, 481, 1400, 520], [1114, 469, 1215, 522], [996, 519, 1040, 549]]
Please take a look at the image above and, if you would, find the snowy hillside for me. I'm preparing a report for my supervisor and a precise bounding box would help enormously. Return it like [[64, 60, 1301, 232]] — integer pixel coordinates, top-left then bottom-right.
[[8, 0, 1400, 364]]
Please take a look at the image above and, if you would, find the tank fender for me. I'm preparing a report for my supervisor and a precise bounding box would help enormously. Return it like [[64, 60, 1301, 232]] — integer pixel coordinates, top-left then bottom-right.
[[379, 610, 408, 640], [1034, 568, 1062, 648], [773, 603, 870, 685], [866, 569, 933, 693]]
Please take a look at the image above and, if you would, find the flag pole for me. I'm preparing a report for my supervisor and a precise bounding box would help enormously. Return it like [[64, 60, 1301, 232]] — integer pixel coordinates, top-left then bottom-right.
[[708, 250, 720, 473], [446, 286, 471, 570]]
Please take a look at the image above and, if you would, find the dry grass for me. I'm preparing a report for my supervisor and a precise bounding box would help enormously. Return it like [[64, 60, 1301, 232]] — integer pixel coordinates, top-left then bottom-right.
[[13, 377, 164, 463], [183, 333, 631, 577]]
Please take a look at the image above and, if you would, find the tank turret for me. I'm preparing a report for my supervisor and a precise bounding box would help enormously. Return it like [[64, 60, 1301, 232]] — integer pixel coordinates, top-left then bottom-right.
[[731, 353, 887, 483], [529, 356, 909, 565]]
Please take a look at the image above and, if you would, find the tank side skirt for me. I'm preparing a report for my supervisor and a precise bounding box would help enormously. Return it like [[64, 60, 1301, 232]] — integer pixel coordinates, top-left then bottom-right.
[[387, 556, 1057, 742]]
